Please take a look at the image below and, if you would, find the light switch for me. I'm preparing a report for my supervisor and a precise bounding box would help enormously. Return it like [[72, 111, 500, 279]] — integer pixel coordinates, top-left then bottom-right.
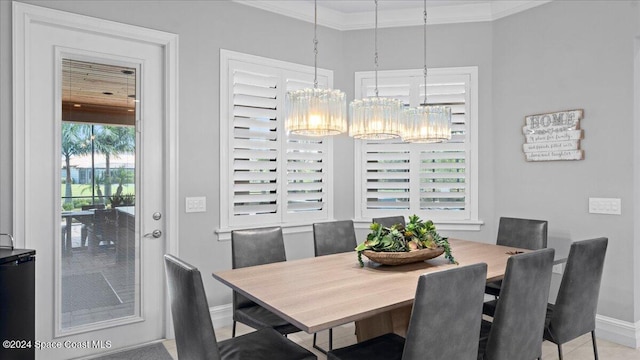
[[588, 197, 621, 215], [186, 197, 206, 213]]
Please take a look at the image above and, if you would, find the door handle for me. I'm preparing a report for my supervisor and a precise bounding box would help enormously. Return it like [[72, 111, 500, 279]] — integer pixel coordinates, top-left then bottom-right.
[[144, 230, 162, 238], [0, 233, 15, 249]]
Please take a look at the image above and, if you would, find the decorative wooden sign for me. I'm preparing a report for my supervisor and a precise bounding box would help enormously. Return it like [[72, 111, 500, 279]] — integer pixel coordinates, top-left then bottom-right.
[[522, 109, 584, 162]]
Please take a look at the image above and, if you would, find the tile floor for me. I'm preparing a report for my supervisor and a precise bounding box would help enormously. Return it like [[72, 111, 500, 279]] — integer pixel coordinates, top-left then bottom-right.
[[61, 222, 136, 329], [161, 322, 640, 360]]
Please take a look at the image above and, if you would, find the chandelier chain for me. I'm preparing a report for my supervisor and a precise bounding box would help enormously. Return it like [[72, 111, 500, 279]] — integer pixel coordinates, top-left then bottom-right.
[[313, 0, 318, 89], [374, 0, 379, 97], [423, 0, 428, 106]]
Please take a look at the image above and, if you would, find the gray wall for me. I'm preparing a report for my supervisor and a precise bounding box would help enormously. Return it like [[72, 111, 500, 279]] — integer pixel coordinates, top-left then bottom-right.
[[1, 0, 639, 326], [492, 0, 638, 322]]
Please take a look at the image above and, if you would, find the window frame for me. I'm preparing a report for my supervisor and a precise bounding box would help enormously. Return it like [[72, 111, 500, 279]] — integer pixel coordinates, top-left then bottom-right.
[[353, 67, 481, 231], [218, 50, 336, 239]]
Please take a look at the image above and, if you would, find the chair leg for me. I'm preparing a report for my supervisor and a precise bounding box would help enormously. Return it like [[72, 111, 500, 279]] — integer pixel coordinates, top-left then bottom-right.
[[232, 321, 237, 338], [557, 344, 563, 360], [592, 330, 599, 360]]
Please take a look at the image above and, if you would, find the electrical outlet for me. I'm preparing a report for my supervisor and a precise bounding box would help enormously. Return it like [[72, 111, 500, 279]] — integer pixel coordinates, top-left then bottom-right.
[[552, 263, 563, 274], [186, 197, 206, 213]]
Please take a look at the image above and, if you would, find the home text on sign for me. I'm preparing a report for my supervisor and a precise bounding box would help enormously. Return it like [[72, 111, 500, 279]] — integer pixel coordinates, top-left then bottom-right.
[[525, 110, 581, 129]]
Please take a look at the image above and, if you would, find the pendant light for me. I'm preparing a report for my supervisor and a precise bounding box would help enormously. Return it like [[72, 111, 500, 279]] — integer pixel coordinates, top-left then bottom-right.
[[285, 0, 347, 136], [401, 0, 452, 143], [349, 0, 403, 140]]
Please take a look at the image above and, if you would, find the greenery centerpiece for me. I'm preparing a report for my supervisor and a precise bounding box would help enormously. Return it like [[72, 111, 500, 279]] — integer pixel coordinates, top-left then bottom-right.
[[355, 215, 458, 267]]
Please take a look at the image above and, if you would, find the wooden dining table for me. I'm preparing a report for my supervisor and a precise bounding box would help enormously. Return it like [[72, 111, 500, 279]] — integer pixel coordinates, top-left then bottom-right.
[[212, 238, 530, 342]]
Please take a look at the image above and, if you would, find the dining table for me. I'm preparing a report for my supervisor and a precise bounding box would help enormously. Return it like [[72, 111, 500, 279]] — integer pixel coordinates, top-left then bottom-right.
[[212, 238, 543, 342]]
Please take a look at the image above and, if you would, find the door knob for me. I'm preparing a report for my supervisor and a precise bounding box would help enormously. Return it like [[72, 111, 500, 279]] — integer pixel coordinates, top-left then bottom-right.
[[144, 230, 162, 238]]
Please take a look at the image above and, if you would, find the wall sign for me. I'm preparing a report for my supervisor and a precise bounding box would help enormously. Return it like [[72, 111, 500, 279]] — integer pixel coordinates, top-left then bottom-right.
[[522, 109, 584, 162]]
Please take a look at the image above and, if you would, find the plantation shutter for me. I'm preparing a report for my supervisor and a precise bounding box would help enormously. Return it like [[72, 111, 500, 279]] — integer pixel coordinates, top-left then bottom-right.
[[364, 142, 411, 210], [360, 77, 412, 211], [419, 77, 469, 218], [356, 70, 473, 221], [221, 52, 334, 229], [284, 76, 329, 221], [230, 64, 281, 223]]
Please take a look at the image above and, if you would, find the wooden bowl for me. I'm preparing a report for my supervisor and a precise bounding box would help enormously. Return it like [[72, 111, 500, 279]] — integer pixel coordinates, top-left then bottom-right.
[[362, 247, 445, 266]]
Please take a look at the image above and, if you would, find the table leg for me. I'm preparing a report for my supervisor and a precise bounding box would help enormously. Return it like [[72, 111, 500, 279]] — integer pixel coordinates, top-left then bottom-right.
[[354, 304, 412, 342]]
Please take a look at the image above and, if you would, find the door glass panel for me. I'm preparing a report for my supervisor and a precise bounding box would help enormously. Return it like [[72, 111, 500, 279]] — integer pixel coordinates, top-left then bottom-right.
[[60, 59, 138, 330]]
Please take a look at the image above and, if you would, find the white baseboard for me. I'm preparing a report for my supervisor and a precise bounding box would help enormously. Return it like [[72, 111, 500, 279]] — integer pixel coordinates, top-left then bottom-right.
[[210, 303, 233, 329], [595, 314, 639, 348]]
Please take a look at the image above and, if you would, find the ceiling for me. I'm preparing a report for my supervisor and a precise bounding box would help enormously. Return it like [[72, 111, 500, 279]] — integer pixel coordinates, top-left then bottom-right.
[[232, 0, 552, 30], [62, 59, 137, 126]]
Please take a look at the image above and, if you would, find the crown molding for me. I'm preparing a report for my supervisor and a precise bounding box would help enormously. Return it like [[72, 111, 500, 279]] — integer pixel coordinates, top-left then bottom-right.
[[232, 0, 553, 30]]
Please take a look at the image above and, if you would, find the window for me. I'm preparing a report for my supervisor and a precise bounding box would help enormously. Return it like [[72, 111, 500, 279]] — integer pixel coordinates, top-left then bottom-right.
[[354, 67, 479, 229], [219, 50, 334, 232]]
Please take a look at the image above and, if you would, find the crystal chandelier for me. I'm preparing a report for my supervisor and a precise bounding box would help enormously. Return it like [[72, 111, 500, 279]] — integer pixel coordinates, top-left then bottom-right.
[[401, 0, 452, 143], [285, 0, 347, 136], [349, 0, 403, 140]]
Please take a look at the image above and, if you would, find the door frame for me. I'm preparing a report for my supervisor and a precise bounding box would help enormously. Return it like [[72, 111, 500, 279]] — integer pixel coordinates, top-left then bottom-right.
[[12, 2, 179, 337]]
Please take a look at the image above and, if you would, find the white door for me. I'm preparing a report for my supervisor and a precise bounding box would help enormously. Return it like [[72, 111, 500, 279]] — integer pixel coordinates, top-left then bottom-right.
[[13, 4, 178, 359]]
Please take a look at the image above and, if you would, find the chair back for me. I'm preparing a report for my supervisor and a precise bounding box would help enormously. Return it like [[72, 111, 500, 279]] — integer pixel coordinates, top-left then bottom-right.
[[92, 209, 116, 241], [231, 227, 286, 268], [231, 227, 286, 309], [313, 220, 357, 257], [497, 217, 547, 250], [372, 216, 406, 229], [485, 248, 555, 360], [546, 237, 608, 344], [403, 263, 487, 360], [164, 254, 220, 360]]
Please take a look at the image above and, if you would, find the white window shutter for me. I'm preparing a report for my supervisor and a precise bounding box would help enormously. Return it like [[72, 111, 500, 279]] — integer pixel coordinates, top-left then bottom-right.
[[284, 75, 329, 222], [220, 51, 335, 229], [355, 68, 477, 222], [419, 77, 470, 219], [230, 67, 281, 224], [364, 141, 410, 210]]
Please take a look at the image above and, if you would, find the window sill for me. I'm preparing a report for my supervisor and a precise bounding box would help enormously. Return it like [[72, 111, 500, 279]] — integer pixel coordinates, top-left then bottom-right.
[[216, 222, 320, 241], [353, 219, 484, 232], [217, 218, 484, 241]]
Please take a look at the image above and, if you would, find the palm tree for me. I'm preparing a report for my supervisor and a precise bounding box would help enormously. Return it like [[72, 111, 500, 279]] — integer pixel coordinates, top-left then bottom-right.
[[93, 125, 135, 199], [61, 123, 90, 204]]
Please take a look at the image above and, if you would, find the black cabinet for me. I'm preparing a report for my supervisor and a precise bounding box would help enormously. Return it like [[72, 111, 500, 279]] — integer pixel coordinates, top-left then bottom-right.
[[0, 249, 36, 360]]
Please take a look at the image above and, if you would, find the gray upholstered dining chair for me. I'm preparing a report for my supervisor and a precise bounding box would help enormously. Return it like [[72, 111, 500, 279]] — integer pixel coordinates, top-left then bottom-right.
[[88, 209, 117, 254], [543, 237, 608, 360], [231, 227, 301, 337], [372, 216, 406, 229], [485, 217, 548, 298], [164, 254, 316, 360], [313, 220, 358, 257], [311, 220, 358, 353], [478, 248, 555, 360], [327, 263, 488, 360], [80, 204, 105, 247]]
